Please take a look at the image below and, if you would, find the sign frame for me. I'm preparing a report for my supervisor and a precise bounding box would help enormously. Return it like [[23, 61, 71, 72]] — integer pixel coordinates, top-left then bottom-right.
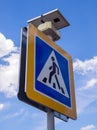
[[18, 26, 70, 122], [25, 23, 76, 119]]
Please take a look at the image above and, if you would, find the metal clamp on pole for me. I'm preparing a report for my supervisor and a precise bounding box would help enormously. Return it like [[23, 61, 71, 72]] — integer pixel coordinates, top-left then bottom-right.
[[38, 21, 60, 41]]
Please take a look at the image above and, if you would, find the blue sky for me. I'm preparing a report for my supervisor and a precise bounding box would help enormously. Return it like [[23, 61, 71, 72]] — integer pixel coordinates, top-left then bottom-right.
[[0, 0, 97, 130]]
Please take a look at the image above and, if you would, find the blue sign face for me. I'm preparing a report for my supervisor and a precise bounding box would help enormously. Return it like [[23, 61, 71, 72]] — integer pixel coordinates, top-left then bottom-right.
[[35, 35, 71, 108]]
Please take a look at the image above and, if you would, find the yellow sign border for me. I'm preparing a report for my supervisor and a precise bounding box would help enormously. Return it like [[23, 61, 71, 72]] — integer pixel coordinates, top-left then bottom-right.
[[26, 23, 77, 119]]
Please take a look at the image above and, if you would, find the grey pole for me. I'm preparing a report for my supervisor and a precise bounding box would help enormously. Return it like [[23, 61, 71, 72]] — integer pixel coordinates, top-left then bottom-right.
[[47, 109, 55, 130]]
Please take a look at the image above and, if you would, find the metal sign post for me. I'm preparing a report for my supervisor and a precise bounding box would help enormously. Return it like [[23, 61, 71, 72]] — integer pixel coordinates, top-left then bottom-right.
[[47, 109, 54, 130]]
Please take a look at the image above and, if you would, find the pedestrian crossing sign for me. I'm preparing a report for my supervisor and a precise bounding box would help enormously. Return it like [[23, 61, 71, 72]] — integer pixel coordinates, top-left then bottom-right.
[[26, 23, 76, 119]]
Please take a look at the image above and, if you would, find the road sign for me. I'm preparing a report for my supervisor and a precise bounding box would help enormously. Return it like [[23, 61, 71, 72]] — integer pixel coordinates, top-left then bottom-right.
[[26, 23, 76, 119], [18, 27, 69, 122]]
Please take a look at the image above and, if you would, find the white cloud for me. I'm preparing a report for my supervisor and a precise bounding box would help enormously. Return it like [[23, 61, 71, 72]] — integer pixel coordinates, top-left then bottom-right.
[[86, 78, 97, 89], [81, 124, 96, 130], [73, 56, 97, 75], [0, 33, 20, 98], [73, 56, 97, 114], [0, 33, 18, 58], [0, 103, 4, 110], [79, 78, 97, 90], [76, 91, 97, 114]]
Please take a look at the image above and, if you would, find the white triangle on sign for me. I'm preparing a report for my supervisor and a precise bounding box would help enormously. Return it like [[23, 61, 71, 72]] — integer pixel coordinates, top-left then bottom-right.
[[37, 51, 69, 98]]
